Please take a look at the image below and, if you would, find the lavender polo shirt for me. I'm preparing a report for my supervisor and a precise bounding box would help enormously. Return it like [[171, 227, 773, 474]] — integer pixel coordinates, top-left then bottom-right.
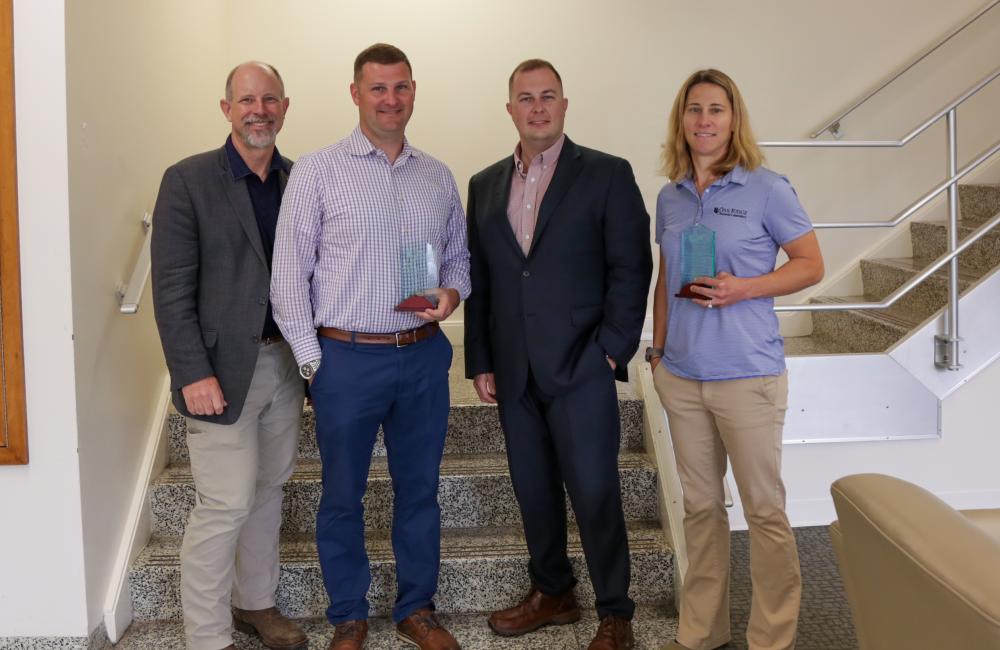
[[655, 165, 814, 381]]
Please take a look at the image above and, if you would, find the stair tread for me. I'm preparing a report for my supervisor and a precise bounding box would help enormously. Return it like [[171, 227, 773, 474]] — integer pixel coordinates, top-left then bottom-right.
[[782, 334, 853, 356], [863, 256, 981, 281], [133, 519, 669, 568], [810, 295, 926, 330], [154, 451, 654, 485]]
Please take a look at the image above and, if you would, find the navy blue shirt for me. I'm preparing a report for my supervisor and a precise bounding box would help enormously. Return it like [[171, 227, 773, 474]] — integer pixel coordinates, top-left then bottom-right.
[[225, 135, 290, 339]]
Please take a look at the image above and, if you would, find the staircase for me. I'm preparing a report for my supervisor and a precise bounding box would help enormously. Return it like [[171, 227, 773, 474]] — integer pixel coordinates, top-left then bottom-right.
[[784, 183, 1000, 355], [122, 350, 677, 648]]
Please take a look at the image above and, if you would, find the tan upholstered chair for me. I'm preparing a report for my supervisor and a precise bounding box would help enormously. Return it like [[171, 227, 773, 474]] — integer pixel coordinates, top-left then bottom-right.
[[830, 473, 1000, 650]]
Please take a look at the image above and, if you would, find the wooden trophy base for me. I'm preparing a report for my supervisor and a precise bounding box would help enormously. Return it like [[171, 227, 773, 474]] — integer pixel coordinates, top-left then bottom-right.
[[675, 282, 711, 299]]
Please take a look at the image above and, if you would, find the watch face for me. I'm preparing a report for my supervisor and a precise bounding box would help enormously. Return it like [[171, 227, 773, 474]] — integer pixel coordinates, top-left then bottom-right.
[[300, 364, 315, 379]]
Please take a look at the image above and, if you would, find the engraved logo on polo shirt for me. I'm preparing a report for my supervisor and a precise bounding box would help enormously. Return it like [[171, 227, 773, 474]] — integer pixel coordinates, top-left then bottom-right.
[[713, 206, 748, 218]]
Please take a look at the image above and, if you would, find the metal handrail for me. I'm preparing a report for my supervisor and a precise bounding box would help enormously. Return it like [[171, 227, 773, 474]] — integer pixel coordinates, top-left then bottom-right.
[[763, 66, 1000, 148], [117, 211, 152, 314], [775, 210, 1000, 313], [815, 138, 1000, 228], [811, 0, 1000, 139]]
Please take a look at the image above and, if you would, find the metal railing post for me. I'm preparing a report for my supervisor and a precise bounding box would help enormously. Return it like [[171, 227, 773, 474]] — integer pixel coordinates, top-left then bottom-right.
[[935, 110, 962, 370]]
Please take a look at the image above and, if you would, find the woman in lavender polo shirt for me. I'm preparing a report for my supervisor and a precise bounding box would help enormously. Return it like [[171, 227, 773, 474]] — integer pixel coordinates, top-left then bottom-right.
[[649, 69, 824, 650]]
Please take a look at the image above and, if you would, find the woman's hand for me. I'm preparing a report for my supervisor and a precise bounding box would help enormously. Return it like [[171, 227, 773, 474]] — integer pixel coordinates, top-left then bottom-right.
[[690, 272, 753, 308]]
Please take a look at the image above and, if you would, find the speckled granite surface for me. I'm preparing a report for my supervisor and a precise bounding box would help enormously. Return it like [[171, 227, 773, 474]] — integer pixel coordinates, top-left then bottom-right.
[[128, 521, 672, 620], [958, 183, 1000, 226], [150, 452, 658, 536]]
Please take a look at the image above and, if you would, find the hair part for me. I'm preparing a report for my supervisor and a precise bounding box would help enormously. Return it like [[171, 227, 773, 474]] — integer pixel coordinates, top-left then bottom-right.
[[508, 58, 563, 95], [659, 68, 764, 181], [354, 43, 412, 82], [224, 61, 284, 102]]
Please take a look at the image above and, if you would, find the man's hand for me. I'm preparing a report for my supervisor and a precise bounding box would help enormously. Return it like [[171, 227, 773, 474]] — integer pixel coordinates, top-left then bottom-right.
[[607, 356, 617, 370], [414, 288, 461, 322], [473, 372, 497, 404], [181, 376, 227, 416]]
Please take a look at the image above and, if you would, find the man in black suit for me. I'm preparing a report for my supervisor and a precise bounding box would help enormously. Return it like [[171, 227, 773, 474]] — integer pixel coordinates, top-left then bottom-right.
[[464, 59, 652, 650], [151, 62, 306, 650]]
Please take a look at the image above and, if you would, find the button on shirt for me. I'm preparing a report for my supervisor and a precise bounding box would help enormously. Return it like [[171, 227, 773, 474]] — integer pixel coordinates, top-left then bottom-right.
[[271, 126, 472, 366], [225, 135, 289, 340], [655, 165, 813, 380], [507, 135, 564, 255]]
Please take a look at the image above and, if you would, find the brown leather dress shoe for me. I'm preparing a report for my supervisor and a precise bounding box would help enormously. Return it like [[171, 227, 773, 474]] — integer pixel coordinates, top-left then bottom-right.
[[328, 619, 368, 650], [232, 606, 308, 650], [487, 586, 580, 637], [396, 608, 460, 650], [588, 615, 634, 650]]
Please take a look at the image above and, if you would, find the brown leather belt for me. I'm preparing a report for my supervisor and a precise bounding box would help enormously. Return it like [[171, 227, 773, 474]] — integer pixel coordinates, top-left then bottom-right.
[[318, 322, 439, 348]]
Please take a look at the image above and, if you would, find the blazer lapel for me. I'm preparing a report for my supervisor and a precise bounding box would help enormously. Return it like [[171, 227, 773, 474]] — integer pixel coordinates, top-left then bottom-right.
[[217, 149, 268, 268], [532, 136, 583, 255], [487, 157, 525, 259]]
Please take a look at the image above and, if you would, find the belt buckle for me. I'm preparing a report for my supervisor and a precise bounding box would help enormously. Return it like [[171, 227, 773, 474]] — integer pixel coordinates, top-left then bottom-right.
[[395, 331, 405, 348]]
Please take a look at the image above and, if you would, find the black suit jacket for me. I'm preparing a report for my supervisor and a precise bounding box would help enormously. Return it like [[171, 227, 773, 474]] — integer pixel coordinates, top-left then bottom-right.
[[464, 136, 652, 400], [151, 146, 291, 424]]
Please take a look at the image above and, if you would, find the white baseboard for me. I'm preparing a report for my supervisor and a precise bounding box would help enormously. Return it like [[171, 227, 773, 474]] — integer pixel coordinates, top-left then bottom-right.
[[102, 372, 172, 642]]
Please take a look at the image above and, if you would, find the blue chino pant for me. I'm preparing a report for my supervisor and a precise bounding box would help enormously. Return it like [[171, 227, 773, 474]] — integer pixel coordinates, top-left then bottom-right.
[[310, 330, 452, 624]]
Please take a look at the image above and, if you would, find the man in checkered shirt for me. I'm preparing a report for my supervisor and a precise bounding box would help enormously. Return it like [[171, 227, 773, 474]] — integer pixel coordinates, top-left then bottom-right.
[[271, 44, 470, 650]]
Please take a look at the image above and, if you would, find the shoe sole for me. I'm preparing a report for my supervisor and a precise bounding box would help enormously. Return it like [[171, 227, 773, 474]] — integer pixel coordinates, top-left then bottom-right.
[[487, 609, 581, 637], [232, 619, 309, 650]]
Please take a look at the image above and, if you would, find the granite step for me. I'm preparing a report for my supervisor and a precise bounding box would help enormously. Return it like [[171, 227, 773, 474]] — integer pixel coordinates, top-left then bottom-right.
[[150, 452, 659, 536], [809, 296, 926, 353], [959, 183, 1000, 226], [782, 333, 851, 356], [859, 257, 978, 319], [128, 521, 674, 622], [167, 396, 644, 464], [114, 605, 678, 650], [910, 221, 1000, 276]]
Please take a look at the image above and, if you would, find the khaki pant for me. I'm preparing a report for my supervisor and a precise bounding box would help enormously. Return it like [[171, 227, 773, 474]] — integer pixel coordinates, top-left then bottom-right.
[[653, 364, 801, 650], [181, 341, 304, 650]]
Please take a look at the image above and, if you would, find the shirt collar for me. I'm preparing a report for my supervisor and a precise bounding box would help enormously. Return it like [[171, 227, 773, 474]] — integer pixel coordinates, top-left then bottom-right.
[[677, 164, 749, 193], [348, 125, 419, 162], [513, 134, 565, 178], [225, 135, 288, 181]]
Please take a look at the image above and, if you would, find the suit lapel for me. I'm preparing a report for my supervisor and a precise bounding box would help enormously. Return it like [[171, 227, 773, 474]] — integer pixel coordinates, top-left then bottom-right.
[[532, 137, 583, 255], [487, 157, 525, 259], [217, 148, 268, 268]]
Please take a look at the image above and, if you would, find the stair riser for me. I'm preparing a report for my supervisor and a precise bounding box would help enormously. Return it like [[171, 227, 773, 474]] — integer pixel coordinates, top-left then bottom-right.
[[860, 261, 972, 319], [168, 401, 644, 463], [811, 310, 908, 353], [910, 222, 1000, 275], [128, 547, 673, 621], [150, 467, 659, 536], [959, 185, 1000, 227]]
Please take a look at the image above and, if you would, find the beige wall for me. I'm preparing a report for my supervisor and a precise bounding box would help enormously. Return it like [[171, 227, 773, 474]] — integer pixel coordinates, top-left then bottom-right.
[[64, 0, 229, 632]]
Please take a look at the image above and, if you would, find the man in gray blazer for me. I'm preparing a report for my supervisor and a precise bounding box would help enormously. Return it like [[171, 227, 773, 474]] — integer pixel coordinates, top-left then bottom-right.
[[152, 61, 307, 650]]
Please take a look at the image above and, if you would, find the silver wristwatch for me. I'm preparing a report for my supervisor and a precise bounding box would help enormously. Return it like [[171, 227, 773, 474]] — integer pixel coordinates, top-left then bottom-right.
[[299, 359, 321, 380], [644, 347, 664, 362]]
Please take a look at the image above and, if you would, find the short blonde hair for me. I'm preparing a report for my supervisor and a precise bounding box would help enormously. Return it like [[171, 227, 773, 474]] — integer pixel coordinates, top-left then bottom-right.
[[660, 69, 764, 181]]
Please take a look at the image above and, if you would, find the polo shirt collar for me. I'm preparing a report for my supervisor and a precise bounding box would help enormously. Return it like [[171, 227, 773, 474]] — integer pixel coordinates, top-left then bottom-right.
[[677, 164, 749, 193], [225, 135, 288, 180]]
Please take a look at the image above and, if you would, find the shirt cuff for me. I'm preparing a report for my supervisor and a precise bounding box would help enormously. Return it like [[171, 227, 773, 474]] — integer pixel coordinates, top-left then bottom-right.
[[288, 336, 322, 368]]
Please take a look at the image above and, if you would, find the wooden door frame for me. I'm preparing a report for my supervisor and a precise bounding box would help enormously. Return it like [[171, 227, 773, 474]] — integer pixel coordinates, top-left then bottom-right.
[[0, 0, 28, 465]]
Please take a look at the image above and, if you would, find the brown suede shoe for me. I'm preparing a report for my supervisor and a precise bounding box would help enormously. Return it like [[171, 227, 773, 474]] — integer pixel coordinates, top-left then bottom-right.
[[588, 615, 634, 650], [487, 586, 580, 637], [232, 606, 308, 650], [396, 608, 459, 649], [328, 619, 367, 649]]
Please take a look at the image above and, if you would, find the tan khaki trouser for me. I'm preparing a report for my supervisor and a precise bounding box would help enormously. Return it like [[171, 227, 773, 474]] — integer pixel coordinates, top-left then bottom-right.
[[181, 341, 304, 650], [653, 364, 801, 650]]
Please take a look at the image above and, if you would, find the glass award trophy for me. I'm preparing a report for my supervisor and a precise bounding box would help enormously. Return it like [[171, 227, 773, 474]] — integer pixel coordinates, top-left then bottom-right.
[[675, 223, 716, 299], [395, 243, 441, 312]]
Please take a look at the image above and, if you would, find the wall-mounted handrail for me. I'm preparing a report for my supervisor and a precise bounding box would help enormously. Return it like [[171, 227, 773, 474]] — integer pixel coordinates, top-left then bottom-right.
[[811, 0, 1000, 139], [775, 210, 1000, 313], [117, 211, 152, 314], [764, 66, 1000, 148]]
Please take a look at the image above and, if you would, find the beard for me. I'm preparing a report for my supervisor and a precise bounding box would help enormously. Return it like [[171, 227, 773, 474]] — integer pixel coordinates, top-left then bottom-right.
[[239, 119, 277, 149]]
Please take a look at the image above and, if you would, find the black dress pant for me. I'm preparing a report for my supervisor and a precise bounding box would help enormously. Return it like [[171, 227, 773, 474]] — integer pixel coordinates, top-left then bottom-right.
[[497, 367, 635, 620]]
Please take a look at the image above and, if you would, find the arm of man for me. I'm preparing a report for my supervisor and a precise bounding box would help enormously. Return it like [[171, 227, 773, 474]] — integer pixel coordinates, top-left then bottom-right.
[[596, 158, 654, 375], [415, 172, 470, 323], [151, 164, 227, 415], [462, 177, 496, 399], [271, 157, 323, 367]]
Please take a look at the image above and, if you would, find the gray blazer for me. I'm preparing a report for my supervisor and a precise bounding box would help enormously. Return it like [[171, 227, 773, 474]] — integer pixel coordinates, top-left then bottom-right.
[[151, 145, 292, 424]]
